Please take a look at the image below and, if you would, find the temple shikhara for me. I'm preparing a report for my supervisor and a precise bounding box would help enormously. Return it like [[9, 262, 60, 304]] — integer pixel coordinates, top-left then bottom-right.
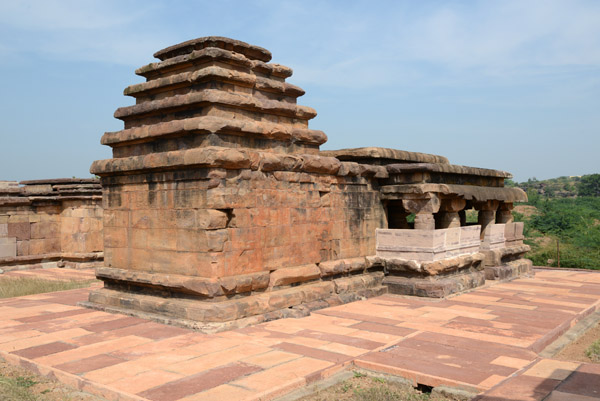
[[4, 36, 529, 332]]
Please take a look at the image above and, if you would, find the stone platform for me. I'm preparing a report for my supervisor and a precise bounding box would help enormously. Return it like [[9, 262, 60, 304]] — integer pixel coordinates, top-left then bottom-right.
[[0, 266, 98, 282], [1, 267, 599, 401]]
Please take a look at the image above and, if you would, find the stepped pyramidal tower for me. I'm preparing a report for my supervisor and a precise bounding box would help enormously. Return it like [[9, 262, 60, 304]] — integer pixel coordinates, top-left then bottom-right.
[[86, 37, 531, 331]]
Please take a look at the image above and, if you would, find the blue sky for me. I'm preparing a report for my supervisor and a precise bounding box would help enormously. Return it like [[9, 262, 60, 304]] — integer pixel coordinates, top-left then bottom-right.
[[1, 0, 599, 182]]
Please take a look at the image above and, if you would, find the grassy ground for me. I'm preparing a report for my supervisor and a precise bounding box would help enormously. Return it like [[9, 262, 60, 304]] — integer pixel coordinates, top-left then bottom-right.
[[555, 321, 600, 364], [0, 277, 96, 299], [298, 371, 466, 401], [0, 357, 105, 401]]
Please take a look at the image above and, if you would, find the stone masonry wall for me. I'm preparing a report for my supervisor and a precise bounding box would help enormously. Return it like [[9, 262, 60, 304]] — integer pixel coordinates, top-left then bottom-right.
[[0, 179, 103, 270], [102, 169, 384, 279]]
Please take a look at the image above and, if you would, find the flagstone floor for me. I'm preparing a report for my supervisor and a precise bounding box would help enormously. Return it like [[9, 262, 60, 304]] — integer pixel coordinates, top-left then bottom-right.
[[0, 268, 599, 401]]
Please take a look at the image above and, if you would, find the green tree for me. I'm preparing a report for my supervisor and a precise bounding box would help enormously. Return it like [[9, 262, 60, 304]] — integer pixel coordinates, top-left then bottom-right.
[[578, 174, 600, 197], [526, 188, 541, 206]]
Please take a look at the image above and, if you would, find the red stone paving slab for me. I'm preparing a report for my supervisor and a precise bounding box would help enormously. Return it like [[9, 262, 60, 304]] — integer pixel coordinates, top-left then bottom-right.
[[138, 362, 261, 401], [72, 321, 190, 346], [473, 375, 561, 400], [407, 331, 538, 360], [53, 353, 126, 374], [12, 341, 77, 359], [294, 329, 385, 349], [0, 269, 599, 401], [80, 316, 147, 333], [358, 341, 518, 386], [554, 363, 600, 398], [314, 308, 406, 326], [350, 321, 416, 336], [442, 319, 542, 341], [14, 308, 94, 324], [275, 342, 355, 364]]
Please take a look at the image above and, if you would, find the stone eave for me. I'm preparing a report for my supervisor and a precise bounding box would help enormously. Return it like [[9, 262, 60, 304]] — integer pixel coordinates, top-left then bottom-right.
[[113, 89, 316, 121], [124, 66, 305, 98], [322, 147, 449, 165], [386, 163, 512, 178], [101, 116, 327, 147], [380, 183, 527, 203]]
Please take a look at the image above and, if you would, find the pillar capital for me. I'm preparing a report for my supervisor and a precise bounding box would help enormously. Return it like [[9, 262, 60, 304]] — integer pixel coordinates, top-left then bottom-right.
[[440, 198, 466, 213], [473, 200, 499, 212], [402, 194, 439, 230], [402, 194, 440, 215]]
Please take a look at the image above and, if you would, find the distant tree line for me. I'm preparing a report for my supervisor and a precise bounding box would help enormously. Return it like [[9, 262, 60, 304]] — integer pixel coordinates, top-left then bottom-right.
[[510, 174, 600, 199], [512, 174, 600, 269]]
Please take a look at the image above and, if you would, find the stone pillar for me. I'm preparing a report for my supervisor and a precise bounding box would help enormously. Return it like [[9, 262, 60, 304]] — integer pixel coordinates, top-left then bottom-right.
[[474, 200, 499, 240], [436, 198, 466, 229], [496, 202, 514, 224], [402, 194, 440, 230]]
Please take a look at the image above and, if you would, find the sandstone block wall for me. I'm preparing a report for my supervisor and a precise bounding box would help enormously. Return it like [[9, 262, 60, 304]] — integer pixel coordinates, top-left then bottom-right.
[[0, 179, 103, 270], [102, 170, 384, 279]]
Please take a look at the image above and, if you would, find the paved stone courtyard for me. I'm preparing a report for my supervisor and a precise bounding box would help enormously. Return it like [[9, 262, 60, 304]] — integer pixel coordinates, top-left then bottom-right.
[[1, 268, 599, 401]]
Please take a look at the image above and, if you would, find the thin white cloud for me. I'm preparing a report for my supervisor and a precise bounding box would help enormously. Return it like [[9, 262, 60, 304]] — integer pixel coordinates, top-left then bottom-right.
[[271, 0, 600, 88], [0, 0, 170, 66], [1, 0, 599, 84], [0, 0, 140, 30]]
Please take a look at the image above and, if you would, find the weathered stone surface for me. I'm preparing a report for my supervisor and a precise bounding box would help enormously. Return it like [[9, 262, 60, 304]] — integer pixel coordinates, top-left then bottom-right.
[[0, 237, 16, 258], [384, 270, 485, 298], [481, 244, 530, 267], [317, 257, 367, 277], [381, 184, 527, 203], [269, 264, 321, 287], [485, 258, 533, 281], [386, 162, 512, 178], [153, 36, 273, 62], [322, 147, 449, 165], [376, 226, 481, 262], [0, 180, 103, 268], [380, 252, 484, 276]]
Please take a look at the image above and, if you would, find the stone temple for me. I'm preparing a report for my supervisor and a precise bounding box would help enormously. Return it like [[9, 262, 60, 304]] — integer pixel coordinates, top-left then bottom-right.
[[83, 37, 532, 332]]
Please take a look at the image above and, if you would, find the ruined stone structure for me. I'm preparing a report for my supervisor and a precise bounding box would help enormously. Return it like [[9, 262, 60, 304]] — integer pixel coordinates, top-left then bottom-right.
[[85, 37, 531, 331], [0, 179, 103, 271]]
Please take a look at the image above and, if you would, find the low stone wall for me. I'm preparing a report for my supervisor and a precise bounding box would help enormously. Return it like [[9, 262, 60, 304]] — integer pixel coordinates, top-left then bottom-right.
[[376, 226, 481, 261], [0, 179, 103, 271], [480, 222, 533, 280]]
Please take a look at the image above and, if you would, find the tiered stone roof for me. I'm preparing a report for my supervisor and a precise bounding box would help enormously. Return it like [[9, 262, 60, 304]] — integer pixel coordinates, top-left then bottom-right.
[[92, 37, 329, 177]]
